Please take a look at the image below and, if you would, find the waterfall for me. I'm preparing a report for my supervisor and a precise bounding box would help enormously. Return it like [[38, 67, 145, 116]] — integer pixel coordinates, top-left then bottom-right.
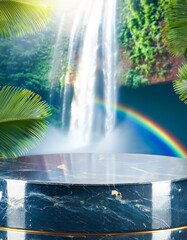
[[53, 0, 119, 143], [102, 0, 118, 136], [49, 14, 65, 104], [70, 0, 104, 142], [62, 0, 85, 125]]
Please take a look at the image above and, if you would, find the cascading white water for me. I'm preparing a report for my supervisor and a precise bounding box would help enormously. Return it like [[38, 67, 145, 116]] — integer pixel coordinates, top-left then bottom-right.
[[56, 0, 118, 143], [49, 14, 65, 103], [102, 0, 118, 136], [62, 0, 85, 124], [70, 0, 104, 142]]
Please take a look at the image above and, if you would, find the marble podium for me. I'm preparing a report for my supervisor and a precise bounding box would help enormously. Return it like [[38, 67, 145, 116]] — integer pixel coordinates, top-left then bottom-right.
[[0, 153, 187, 240]]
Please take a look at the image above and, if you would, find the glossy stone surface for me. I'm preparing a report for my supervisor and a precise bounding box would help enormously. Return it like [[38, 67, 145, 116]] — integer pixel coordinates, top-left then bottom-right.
[[0, 153, 187, 240], [0, 153, 187, 184]]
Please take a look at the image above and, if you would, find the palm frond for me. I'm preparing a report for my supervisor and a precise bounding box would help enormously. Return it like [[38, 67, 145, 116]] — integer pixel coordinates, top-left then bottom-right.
[[163, 0, 187, 57], [0, 86, 51, 158], [0, 0, 57, 39], [173, 64, 187, 104]]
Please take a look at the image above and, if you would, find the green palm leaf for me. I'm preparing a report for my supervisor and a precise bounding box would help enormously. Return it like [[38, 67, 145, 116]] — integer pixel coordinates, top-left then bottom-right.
[[0, 0, 56, 39], [173, 64, 187, 104], [164, 0, 187, 57], [0, 86, 51, 158]]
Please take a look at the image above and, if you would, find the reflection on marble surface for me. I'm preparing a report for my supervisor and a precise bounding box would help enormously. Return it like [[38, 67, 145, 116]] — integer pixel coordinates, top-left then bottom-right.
[[0, 154, 187, 240], [0, 153, 187, 184]]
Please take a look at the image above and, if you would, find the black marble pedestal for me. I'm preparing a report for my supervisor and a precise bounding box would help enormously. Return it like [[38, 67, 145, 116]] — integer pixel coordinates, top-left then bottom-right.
[[0, 153, 187, 240]]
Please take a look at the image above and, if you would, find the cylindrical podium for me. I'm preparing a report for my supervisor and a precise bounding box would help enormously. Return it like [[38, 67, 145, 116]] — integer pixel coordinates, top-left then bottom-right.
[[0, 153, 187, 239]]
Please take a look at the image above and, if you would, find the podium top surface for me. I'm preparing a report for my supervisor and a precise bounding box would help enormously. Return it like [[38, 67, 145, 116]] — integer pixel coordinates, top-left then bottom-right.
[[0, 153, 186, 185]]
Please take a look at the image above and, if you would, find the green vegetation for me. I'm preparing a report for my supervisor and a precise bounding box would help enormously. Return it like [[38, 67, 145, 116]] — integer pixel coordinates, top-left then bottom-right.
[[0, 22, 56, 93], [118, 0, 170, 87], [125, 69, 149, 88], [164, 0, 187, 104], [0, 0, 54, 158], [164, 0, 187, 58], [173, 65, 187, 104], [0, 0, 56, 39], [0, 18, 69, 123], [0, 86, 51, 158], [0, 0, 62, 99]]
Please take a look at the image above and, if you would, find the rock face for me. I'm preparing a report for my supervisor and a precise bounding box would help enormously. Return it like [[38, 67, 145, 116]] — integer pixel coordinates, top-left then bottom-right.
[[119, 49, 184, 86], [0, 153, 187, 239], [118, 48, 131, 84]]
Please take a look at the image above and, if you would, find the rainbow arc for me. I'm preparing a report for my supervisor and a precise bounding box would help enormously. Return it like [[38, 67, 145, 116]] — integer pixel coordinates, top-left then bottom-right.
[[95, 99, 187, 158]]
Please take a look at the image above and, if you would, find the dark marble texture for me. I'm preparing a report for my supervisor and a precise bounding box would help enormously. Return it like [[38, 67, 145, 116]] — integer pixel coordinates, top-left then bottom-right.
[[0, 153, 187, 240]]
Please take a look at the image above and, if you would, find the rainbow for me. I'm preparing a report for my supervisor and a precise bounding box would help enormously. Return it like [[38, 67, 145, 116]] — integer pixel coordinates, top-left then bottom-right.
[[95, 99, 187, 158]]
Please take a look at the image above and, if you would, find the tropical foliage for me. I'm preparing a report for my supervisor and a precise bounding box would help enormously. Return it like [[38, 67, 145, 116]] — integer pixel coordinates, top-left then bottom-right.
[[125, 69, 149, 88], [118, 0, 170, 87], [164, 0, 187, 104], [0, 26, 55, 93], [0, 86, 51, 158], [0, 17, 69, 125], [0, 0, 54, 158], [164, 0, 187, 57], [173, 64, 187, 104], [0, 0, 56, 39]]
